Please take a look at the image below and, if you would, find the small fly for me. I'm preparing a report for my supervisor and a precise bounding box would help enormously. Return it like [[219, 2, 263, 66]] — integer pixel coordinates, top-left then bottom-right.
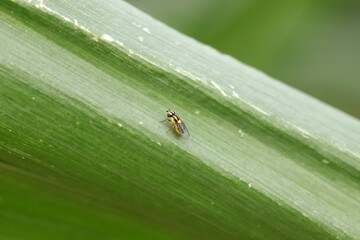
[[160, 109, 190, 137]]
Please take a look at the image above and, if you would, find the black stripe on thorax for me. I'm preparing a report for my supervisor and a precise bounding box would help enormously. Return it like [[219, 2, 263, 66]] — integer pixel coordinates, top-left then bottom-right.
[[172, 115, 180, 122]]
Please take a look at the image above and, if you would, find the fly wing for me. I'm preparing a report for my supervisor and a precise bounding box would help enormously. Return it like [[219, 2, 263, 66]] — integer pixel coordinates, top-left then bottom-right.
[[175, 121, 190, 137]]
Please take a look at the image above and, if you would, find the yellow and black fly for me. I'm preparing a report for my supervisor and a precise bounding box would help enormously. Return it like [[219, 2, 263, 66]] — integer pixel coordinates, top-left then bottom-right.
[[160, 109, 190, 137]]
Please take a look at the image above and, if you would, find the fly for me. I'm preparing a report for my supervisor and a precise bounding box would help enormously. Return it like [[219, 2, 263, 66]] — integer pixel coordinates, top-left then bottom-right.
[[160, 109, 190, 137]]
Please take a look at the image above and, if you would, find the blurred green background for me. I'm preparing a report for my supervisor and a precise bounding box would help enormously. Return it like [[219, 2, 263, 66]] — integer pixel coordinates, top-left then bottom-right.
[[125, 0, 360, 119]]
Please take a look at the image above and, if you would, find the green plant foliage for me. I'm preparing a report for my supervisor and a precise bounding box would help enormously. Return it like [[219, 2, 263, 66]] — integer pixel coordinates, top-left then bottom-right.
[[125, 0, 360, 118], [0, 0, 359, 239]]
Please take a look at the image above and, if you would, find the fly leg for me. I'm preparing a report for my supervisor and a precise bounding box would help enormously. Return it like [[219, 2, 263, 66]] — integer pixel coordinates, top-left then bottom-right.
[[166, 124, 174, 133], [160, 118, 174, 133], [159, 118, 171, 123]]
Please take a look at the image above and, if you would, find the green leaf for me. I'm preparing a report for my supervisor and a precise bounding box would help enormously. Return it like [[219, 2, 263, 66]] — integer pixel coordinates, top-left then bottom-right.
[[1, 0, 360, 239]]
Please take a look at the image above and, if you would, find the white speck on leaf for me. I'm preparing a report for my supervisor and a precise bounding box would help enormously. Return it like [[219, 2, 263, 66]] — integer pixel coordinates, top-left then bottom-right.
[[244, 100, 270, 116], [118, 123, 123, 127], [142, 27, 151, 34], [101, 34, 114, 42], [238, 129, 245, 137], [232, 91, 239, 98], [132, 22, 142, 28], [80, 25, 90, 33], [211, 81, 227, 96], [296, 126, 312, 139], [115, 40, 124, 47]]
